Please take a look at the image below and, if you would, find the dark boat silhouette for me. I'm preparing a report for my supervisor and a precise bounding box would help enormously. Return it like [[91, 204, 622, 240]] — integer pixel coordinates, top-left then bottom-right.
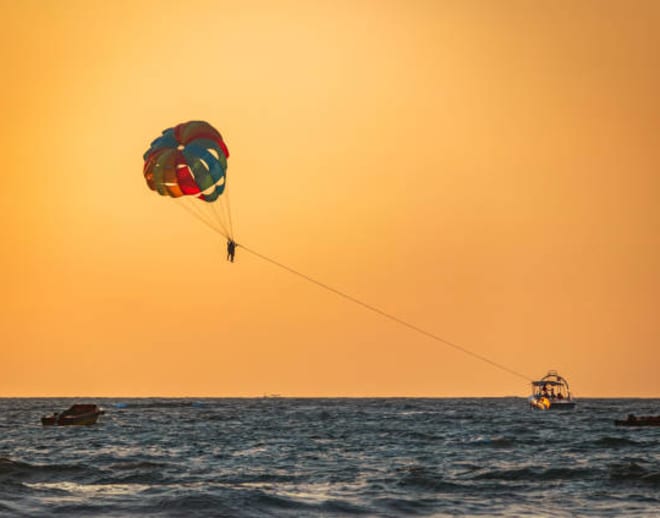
[[615, 414, 660, 427], [41, 404, 105, 426]]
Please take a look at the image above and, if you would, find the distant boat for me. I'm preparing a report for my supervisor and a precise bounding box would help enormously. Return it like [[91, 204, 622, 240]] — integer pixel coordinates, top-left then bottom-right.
[[615, 414, 660, 427], [529, 371, 576, 410], [41, 404, 105, 426]]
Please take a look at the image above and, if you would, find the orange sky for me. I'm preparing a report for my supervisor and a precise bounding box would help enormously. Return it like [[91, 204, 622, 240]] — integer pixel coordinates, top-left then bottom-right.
[[2, 0, 659, 397]]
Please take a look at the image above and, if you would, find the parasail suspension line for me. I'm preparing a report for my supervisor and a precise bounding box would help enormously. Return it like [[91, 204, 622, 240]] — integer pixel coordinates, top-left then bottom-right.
[[176, 199, 229, 239]]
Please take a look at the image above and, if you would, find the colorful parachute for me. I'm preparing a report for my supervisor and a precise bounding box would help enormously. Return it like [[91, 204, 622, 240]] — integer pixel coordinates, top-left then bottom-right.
[[143, 121, 230, 202], [143, 121, 234, 240]]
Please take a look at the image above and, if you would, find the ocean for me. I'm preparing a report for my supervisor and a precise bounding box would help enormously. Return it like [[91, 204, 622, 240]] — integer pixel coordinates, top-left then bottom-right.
[[1, 398, 658, 517]]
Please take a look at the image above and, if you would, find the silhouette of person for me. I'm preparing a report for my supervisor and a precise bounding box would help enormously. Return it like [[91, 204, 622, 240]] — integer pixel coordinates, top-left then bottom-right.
[[227, 239, 236, 262]]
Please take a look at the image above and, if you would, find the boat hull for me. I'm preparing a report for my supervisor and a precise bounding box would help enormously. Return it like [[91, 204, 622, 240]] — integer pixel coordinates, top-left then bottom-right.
[[545, 401, 576, 410], [529, 396, 576, 411], [41, 404, 104, 426], [615, 416, 660, 427], [41, 413, 101, 426]]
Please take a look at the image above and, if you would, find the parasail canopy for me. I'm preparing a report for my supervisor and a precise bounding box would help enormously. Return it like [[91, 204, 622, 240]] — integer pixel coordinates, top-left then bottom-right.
[[143, 120, 230, 203]]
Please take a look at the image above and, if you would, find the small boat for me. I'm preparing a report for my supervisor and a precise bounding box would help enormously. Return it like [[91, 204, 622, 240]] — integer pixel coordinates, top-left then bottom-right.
[[615, 414, 660, 427], [41, 404, 105, 426], [529, 370, 576, 410]]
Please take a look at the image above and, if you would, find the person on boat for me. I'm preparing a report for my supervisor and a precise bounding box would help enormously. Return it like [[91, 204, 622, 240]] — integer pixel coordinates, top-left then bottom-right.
[[227, 239, 236, 262], [556, 392, 564, 400], [541, 385, 549, 397], [549, 387, 556, 399]]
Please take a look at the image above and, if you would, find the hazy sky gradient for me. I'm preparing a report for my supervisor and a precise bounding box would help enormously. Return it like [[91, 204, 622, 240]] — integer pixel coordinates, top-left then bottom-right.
[[2, 0, 659, 397]]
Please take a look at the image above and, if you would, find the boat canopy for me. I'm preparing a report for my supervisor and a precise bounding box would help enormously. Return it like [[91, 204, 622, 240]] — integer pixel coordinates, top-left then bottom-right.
[[532, 380, 565, 386]]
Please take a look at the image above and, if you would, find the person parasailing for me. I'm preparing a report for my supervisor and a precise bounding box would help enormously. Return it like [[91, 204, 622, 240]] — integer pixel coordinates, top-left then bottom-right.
[[227, 239, 236, 262]]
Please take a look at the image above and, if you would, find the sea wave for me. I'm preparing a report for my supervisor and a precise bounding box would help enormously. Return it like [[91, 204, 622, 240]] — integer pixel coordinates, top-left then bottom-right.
[[608, 461, 660, 485], [0, 457, 88, 480], [592, 436, 643, 448], [472, 465, 595, 482]]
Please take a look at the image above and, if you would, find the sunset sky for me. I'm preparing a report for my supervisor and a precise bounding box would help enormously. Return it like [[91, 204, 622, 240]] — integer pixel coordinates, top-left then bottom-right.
[[2, 0, 658, 397]]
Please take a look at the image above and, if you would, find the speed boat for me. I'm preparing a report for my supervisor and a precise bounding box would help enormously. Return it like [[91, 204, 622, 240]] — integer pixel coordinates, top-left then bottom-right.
[[41, 404, 105, 426], [529, 371, 576, 410]]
